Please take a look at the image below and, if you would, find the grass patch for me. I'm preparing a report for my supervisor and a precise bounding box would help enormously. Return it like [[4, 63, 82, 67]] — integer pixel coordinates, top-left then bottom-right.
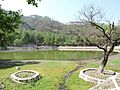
[[0, 59, 120, 90], [0, 61, 78, 90], [66, 69, 93, 90], [109, 59, 120, 65], [105, 59, 120, 72]]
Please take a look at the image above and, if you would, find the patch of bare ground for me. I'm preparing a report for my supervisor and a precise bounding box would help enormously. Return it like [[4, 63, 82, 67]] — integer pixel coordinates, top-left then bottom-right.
[[84, 69, 116, 80]]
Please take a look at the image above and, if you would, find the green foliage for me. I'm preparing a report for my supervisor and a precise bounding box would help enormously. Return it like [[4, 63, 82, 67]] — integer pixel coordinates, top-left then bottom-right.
[[20, 15, 66, 33], [0, 7, 21, 49], [0, 61, 77, 90], [14, 39, 24, 46], [0, 0, 41, 49], [22, 31, 31, 44]]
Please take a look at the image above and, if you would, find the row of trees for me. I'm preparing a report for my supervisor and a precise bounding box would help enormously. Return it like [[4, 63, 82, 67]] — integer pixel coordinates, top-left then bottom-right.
[[0, 0, 40, 49], [9, 30, 87, 46]]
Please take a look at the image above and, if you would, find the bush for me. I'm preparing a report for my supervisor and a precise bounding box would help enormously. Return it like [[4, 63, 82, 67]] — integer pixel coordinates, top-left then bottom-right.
[[14, 39, 24, 46]]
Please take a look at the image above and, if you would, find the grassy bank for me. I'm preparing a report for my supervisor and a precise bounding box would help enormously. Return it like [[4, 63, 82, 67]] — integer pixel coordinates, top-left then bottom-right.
[[0, 61, 93, 90], [1, 58, 120, 90]]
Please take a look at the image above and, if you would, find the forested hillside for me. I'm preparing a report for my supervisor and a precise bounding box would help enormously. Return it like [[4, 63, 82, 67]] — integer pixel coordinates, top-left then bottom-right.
[[19, 15, 68, 33], [6, 15, 82, 47], [6, 15, 120, 47]]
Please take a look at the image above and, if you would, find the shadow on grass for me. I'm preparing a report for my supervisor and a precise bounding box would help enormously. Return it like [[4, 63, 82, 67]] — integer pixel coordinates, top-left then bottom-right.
[[0, 60, 41, 69]]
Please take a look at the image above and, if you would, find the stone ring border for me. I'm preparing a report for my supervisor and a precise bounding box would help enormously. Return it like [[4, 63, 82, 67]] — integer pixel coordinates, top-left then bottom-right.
[[10, 70, 40, 83], [79, 68, 116, 84], [0, 82, 4, 90]]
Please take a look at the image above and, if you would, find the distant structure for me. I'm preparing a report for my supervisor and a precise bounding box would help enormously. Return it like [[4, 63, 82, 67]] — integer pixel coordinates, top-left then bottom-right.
[[67, 21, 82, 25]]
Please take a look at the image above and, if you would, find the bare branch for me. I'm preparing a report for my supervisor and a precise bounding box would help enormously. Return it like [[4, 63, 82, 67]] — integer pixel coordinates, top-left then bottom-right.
[[85, 37, 106, 51], [90, 22, 111, 40]]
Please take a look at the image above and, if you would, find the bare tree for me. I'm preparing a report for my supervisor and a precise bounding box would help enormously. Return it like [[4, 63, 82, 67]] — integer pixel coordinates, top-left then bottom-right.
[[77, 5, 120, 73]]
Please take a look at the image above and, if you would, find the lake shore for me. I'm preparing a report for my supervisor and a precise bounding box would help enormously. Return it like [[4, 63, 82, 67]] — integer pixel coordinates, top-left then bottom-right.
[[0, 46, 120, 52]]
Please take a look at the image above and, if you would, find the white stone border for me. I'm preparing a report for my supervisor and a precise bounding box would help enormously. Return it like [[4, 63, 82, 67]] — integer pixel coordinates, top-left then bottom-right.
[[79, 68, 105, 84], [0, 82, 4, 90], [79, 68, 120, 90], [79, 68, 116, 84], [10, 70, 40, 83], [89, 73, 120, 90]]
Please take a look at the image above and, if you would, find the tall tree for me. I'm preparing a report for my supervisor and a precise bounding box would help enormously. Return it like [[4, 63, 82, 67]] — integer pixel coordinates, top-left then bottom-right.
[[77, 5, 120, 73], [0, 0, 41, 49], [0, 7, 21, 49]]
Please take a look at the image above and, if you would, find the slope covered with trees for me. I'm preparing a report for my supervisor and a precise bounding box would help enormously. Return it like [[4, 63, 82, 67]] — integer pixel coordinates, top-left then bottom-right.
[[4, 14, 120, 47], [19, 15, 67, 33]]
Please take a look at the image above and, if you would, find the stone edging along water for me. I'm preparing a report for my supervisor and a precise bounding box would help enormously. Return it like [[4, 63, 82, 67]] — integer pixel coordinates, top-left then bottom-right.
[[1, 46, 120, 52], [10, 70, 40, 83], [0, 82, 4, 90]]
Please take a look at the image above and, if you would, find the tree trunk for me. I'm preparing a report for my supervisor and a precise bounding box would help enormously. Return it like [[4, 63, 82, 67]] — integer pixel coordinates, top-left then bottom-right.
[[98, 51, 109, 73]]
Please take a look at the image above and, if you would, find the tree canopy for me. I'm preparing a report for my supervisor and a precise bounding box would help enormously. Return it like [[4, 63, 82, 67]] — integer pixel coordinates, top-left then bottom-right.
[[0, 0, 41, 49], [0, 7, 21, 49]]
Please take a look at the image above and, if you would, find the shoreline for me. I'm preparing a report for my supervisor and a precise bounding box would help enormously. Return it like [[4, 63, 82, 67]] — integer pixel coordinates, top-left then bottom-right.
[[0, 46, 120, 52]]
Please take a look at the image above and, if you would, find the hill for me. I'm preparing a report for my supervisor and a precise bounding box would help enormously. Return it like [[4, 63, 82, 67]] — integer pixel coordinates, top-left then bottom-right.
[[19, 15, 68, 33]]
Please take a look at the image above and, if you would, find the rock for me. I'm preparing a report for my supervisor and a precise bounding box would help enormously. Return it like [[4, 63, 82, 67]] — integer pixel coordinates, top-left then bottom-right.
[[16, 66, 20, 70]]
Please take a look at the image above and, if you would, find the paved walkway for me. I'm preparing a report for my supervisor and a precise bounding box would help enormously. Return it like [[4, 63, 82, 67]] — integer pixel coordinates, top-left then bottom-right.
[[58, 46, 120, 52], [1, 46, 120, 52]]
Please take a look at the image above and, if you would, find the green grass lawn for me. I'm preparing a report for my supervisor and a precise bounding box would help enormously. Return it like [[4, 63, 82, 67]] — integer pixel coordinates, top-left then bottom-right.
[[0, 61, 93, 90], [66, 70, 94, 90], [1, 59, 120, 90]]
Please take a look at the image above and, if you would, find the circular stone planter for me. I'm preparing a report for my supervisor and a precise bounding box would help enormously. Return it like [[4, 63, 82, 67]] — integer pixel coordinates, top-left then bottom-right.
[[0, 83, 4, 90], [79, 68, 116, 84], [11, 70, 40, 83]]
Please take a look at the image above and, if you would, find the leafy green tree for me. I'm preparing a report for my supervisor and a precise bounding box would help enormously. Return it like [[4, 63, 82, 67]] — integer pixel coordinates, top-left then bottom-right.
[[0, 0, 42, 49], [22, 31, 31, 44], [0, 7, 21, 49], [29, 31, 37, 44], [36, 32, 44, 45], [14, 39, 24, 46], [43, 33, 53, 45]]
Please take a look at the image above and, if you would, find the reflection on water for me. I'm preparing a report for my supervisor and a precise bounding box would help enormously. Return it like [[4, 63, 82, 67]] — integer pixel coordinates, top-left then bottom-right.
[[0, 49, 102, 60]]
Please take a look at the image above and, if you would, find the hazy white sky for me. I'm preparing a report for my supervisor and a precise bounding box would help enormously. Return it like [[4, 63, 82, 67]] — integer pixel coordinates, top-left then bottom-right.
[[0, 0, 120, 23]]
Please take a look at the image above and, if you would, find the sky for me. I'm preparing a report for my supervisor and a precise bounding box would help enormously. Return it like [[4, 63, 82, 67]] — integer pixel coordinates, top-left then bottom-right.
[[0, 0, 120, 23]]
